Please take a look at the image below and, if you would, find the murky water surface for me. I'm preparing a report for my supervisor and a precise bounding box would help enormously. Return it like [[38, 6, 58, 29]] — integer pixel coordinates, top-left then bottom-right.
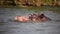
[[0, 8, 60, 34]]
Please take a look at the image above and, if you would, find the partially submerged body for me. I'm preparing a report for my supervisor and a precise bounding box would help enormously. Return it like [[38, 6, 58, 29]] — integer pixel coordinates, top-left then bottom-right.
[[15, 16, 29, 22], [15, 14, 48, 22]]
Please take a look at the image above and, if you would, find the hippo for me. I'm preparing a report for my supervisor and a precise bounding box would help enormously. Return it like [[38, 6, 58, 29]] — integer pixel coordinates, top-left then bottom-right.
[[15, 16, 29, 22], [14, 14, 48, 22]]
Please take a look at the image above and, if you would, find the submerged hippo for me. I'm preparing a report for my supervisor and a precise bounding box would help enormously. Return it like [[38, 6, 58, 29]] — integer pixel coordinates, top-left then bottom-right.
[[14, 14, 48, 22], [15, 16, 29, 22], [38, 14, 47, 22]]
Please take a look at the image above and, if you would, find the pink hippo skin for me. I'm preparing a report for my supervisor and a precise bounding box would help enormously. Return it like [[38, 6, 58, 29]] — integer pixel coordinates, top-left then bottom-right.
[[40, 17, 47, 22], [15, 16, 29, 22], [15, 16, 47, 22]]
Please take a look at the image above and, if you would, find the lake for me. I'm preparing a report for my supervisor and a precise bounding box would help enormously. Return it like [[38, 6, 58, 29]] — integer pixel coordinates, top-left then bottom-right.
[[0, 7, 60, 34]]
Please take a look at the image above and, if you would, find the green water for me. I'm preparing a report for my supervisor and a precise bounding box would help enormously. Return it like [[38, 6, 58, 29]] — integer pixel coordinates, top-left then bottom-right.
[[0, 6, 60, 14], [16, 6, 60, 14]]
